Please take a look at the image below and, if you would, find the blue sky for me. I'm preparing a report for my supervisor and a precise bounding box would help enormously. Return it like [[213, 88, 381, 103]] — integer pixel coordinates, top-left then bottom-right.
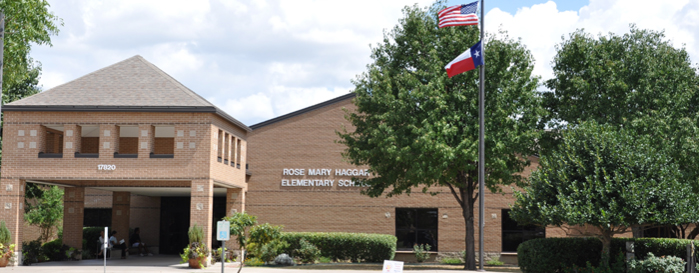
[[31, 0, 699, 126]]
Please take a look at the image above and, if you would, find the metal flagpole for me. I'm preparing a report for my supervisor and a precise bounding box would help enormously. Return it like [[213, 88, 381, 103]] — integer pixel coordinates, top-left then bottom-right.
[[478, 0, 486, 271]]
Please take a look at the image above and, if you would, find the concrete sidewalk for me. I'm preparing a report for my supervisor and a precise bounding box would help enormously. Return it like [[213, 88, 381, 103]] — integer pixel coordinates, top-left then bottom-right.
[[1, 255, 515, 272]]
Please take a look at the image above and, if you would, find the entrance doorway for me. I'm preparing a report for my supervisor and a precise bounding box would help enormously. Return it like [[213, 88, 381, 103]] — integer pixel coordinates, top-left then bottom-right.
[[159, 197, 190, 254]]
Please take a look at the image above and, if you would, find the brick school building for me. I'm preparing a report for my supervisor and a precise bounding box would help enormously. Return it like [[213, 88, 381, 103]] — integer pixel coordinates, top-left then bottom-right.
[[0, 56, 551, 265]]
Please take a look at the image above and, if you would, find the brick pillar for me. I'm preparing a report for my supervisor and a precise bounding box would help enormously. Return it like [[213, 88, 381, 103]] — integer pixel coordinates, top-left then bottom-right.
[[63, 187, 85, 254], [99, 124, 118, 158], [0, 179, 25, 265], [63, 124, 80, 157], [190, 179, 214, 264], [138, 125, 154, 158], [111, 192, 131, 243], [225, 188, 245, 251], [37, 125, 47, 153]]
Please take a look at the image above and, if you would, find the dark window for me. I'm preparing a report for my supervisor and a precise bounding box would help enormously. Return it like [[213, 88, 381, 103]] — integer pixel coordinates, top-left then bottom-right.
[[83, 208, 112, 227], [501, 209, 545, 252], [396, 208, 438, 251]]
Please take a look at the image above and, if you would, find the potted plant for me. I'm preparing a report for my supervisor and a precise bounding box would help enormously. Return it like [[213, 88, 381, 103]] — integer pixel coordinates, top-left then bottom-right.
[[0, 221, 16, 267], [181, 225, 210, 269]]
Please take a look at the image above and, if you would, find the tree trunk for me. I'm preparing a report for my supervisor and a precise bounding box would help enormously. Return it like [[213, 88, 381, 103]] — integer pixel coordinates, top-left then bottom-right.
[[463, 200, 476, 270], [599, 230, 613, 268]]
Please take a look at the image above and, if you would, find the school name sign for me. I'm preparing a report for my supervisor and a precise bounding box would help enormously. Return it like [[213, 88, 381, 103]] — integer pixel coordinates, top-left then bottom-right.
[[281, 168, 370, 187]]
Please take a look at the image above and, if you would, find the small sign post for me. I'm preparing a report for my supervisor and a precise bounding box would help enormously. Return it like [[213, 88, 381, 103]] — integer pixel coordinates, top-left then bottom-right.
[[103, 227, 108, 273], [217, 221, 230, 273], [382, 260, 404, 273]]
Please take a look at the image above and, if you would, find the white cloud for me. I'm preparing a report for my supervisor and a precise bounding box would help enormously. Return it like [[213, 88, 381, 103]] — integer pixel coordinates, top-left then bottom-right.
[[486, 0, 699, 84], [30, 0, 699, 126], [216, 93, 275, 123]]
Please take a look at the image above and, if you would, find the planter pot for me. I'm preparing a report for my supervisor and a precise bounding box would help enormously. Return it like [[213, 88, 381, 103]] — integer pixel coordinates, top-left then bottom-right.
[[0, 256, 9, 267], [188, 257, 207, 269]]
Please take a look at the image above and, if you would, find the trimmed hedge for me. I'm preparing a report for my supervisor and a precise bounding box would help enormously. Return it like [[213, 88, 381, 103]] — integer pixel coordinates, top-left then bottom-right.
[[280, 232, 396, 262], [518, 237, 699, 273]]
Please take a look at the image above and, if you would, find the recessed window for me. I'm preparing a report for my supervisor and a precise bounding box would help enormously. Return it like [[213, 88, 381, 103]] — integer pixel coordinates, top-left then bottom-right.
[[39, 125, 64, 158], [396, 208, 438, 251], [501, 209, 545, 252], [152, 126, 174, 158], [116, 126, 139, 157], [80, 126, 100, 154]]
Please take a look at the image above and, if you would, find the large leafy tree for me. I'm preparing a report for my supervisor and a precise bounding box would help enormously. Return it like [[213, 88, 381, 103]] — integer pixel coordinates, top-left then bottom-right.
[[1, 0, 61, 102], [510, 121, 698, 266], [542, 26, 699, 237], [337, 3, 543, 270]]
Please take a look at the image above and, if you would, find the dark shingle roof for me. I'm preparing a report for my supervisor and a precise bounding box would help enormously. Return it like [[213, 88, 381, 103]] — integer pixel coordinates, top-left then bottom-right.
[[4, 55, 250, 132]]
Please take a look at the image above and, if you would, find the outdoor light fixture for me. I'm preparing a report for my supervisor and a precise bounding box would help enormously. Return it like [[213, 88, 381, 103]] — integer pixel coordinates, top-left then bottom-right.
[[443, 213, 448, 219], [385, 212, 391, 218]]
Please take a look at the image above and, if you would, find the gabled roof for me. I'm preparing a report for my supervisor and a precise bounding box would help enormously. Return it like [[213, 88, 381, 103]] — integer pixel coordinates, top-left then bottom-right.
[[4, 55, 250, 132], [250, 92, 355, 129]]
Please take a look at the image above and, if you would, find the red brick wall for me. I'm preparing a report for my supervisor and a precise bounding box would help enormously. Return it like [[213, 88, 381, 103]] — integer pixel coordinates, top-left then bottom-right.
[[119, 138, 138, 154], [81, 137, 99, 153], [153, 138, 174, 154]]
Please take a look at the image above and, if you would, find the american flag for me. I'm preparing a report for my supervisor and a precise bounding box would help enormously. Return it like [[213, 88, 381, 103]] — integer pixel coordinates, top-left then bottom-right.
[[438, 1, 479, 28]]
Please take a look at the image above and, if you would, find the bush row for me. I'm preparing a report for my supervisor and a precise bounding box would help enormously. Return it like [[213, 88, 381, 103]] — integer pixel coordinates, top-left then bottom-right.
[[518, 237, 698, 273], [280, 232, 396, 262]]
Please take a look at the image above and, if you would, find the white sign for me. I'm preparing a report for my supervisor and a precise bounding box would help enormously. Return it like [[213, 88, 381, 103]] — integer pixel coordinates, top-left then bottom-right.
[[98, 164, 116, 170], [217, 221, 230, 241], [382, 260, 404, 273]]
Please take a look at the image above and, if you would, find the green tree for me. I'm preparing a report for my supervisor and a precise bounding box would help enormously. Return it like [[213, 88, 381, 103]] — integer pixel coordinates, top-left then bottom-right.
[[1, 0, 61, 101], [510, 121, 698, 267], [224, 212, 257, 273], [337, 3, 543, 270], [24, 185, 63, 243], [542, 26, 699, 237]]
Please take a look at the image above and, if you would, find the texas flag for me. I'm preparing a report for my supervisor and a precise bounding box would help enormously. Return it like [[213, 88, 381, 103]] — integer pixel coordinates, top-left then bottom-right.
[[445, 41, 483, 78]]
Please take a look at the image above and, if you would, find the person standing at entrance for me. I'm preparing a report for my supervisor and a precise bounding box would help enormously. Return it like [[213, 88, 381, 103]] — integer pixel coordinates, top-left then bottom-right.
[[110, 230, 129, 259], [130, 227, 153, 256]]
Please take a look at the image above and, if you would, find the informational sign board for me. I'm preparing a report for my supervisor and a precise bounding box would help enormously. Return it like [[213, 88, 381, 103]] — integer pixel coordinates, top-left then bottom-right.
[[382, 260, 404, 273], [217, 221, 230, 241]]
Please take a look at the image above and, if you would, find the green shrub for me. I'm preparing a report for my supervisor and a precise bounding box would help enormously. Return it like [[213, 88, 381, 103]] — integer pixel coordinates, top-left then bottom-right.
[[0, 222, 11, 245], [318, 256, 332, 263], [628, 253, 685, 273], [281, 232, 396, 262], [294, 239, 321, 264], [22, 240, 45, 265], [188, 225, 204, 244], [244, 257, 264, 266], [440, 257, 462, 265], [518, 237, 699, 273], [252, 240, 289, 264], [82, 227, 104, 255], [562, 252, 626, 273], [42, 238, 70, 261], [413, 244, 431, 263], [486, 256, 504, 266]]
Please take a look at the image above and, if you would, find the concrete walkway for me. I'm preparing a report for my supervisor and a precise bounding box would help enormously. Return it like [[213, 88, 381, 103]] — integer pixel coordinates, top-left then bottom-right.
[[0, 255, 515, 272]]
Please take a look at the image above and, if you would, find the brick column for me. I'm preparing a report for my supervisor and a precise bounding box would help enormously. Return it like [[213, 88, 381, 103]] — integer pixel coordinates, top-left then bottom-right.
[[0, 179, 25, 265], [138, 125, 154, 158], [99, 124, 118, 158], [111, 192, 131, 243], [225, 188, 245, 251], [63, 124, 80, 157], [63, 187, 85, 254], [190, 179, 214, 265]]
